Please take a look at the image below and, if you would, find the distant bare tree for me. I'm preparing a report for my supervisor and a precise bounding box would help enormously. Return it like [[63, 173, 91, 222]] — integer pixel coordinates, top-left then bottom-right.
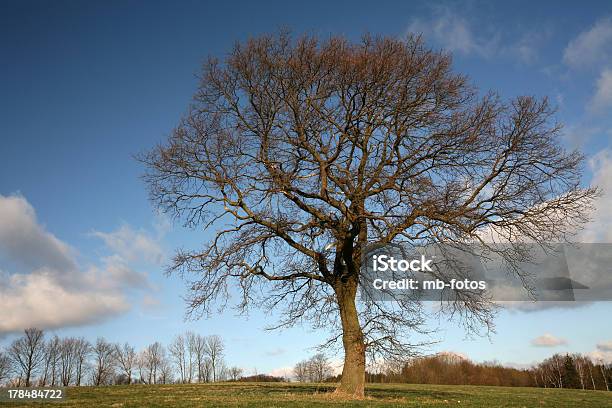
[[40, 335, 60, 386], [141, 342, 164, 384], [308, 353, 332, 382], [92, 337, 116, 386], [8, 328, 45, 387], [204, 335, 224, 382], [228, 366, 243, 381], [58, 338, 78, 386], [157, 347, 173, 384], [73, 338, 90, 386], [572, 353, 589, 390], [189, 333, 208, 382], [293, 360, 309, 383], [169, 334, 189, 383], [142, 32, 598, 396], [540, 354, 565, 388], [598, 360, 610, 391], [201, 358, 213, 382], [114, 342, 137, 385], [185, 331, 198, 383], [0, 351, 12, 385], [136, 351, 147, 384]]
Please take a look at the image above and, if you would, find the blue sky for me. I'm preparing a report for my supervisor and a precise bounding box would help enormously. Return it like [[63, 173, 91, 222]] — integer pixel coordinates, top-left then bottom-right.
[[2, 0, 612, 375]]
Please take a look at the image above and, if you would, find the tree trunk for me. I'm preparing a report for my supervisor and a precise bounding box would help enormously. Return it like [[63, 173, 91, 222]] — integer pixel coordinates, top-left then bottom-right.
[[334, 279, 366, 398]]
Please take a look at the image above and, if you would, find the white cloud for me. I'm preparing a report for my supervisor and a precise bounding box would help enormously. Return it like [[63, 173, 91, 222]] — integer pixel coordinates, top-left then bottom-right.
[[563, 17, 612, 69], [95, 255, 151, 290], [406, 8, 547, 63], [560, 123, 602, 150], [0, 194, 154, 334], [503, 361, 536, 370], [91, 224, 165, 265], [531, 333, 567, 347], [437, 350, 469, 361], [588, 69, 612, 113], [587, 350, 612, 363], [0, 195, 75, 271], [407, 10, 497, 58], [597, 340, 612, 352], [581, 149, 612, 242], [268, 366, 293, 378], [508, 29, 552, 64], [0, 270, 129, 334]]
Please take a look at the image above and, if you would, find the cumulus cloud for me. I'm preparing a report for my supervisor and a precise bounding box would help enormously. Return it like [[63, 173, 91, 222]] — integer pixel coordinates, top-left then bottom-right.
[[587, 343, 612, 363], [406, 8, 548, 63], [581, 149, 612, 242], [91, 224, 165, 265], [588, 69, 612, 113], [597, 341, 612, 352], [560, 123, 603, 150], [0, 194, 155, 334], [436, 350, 469, 361], [564, 18, 612, 116], [267, 366, 293, 378], [407, 10, 497, 58], [531, 333, 567, 347], [563, 17, 612, 69], [0, 270, 129, 334], [0, 195, 75, 271]]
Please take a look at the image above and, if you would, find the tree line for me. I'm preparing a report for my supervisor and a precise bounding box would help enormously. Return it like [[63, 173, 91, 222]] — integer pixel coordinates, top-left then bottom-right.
[[350, 352, 611, 391], [0, 328, 243, 387], [2, 328, 610, 391]]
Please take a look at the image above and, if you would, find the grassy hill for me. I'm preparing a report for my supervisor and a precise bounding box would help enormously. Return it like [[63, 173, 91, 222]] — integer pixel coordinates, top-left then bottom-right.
[[2, 382, 611, 407]]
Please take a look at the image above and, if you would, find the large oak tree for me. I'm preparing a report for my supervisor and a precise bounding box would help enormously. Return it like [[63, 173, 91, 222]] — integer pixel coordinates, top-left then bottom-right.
[[142, 33, 597, 397]]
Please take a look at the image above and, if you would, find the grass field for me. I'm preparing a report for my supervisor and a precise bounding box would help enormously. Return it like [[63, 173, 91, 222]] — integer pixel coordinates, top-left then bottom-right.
[[2, 382, 611, 407]]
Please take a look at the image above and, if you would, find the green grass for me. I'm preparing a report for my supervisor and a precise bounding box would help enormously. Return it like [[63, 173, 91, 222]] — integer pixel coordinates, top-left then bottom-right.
[[2, 382, 611, 407]]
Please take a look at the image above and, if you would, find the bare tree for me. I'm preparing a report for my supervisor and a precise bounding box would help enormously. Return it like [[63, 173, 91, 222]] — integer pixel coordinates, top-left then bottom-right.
[[40, 336, 60, 386], [573, 353, 589, 390], [598, 360, 610, 391], [228, 366, 243, 381], [185, 331, 198, 383], [541, 354, 565, 388], [308, 353, 332, 382], [201, 358, 213, 382], [114, 342, 137, 385], [157, 349, 174, 384], [92, 337, 116, 386], [204, 335, 224, 382], [58, 338, 78, 386], [136, 351, 148, 384], [0, 351, 12, 385], [73, 338, 90, 386], [169, 334, 189, 383], [189, 333, 208, 382], [8, 328, 45, 387], [142, 33, 598, 396], [141, 342, 164, 384], [294, 360, 309, 383]]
